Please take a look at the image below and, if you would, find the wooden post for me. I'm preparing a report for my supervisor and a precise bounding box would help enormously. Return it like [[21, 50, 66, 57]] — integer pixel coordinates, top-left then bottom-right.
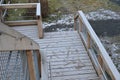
[[26, 50, 36, 80], [74, 19, 76, 30], [0, 7, 2, 22], [36, 50, 42, 77], [87, 32, 91, 49], [79, 18, 82, 32], [37, 16, 43, 38], [98, 54, 103, 68]]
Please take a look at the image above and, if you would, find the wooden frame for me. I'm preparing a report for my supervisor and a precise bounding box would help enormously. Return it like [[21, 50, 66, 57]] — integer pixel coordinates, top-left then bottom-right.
[[74, 11, 120, 80], [0, 3, 43, 38], [0, 22, 42, 80], [27, 50, 37, 80], [0, 22, 39, 51]]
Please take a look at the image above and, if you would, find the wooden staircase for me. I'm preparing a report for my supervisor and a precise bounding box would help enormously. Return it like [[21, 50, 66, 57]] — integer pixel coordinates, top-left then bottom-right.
[[0, 1, 120, 80], [13, 26, 100, 80]]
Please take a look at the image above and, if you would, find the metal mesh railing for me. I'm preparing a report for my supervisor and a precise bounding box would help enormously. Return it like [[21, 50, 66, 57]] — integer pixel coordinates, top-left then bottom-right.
[[0, 51, 29, 80], [1, 0, 37, 21], [3, 8, 36, 21]]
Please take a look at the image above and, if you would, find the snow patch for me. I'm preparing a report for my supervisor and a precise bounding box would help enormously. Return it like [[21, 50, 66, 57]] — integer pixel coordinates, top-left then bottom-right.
[[86, 9, 120, 20], [43, 14, 74, 28], [43, 9, 120, 28]]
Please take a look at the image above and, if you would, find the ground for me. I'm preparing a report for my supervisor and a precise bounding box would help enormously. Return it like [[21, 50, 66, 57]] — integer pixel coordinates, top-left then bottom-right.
[[48, 0, 120, 14]]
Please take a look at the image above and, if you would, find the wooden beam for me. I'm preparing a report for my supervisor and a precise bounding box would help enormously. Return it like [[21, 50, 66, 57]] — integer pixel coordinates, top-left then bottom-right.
[[0, 22, 39, 51], [0, 3, 37, 9], [36, 50, 42, 77], [87, 32, 91, 49], [4, 20, 37, 26], [74, 20, 76, 30], [26, 50, 36, 80], [37, 16, 43, 38]]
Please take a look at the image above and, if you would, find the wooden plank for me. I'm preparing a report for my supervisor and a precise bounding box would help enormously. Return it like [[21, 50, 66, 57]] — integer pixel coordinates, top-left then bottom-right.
[[0, 3, 37, 9], [46, 50, 87, 56], [47, 53, 88, 59], [39, 41, 83, 48], [51, 74, 97, 80], [48, 66, 95, 72], [48, 58, 91, 65], [5, 20, 37, 26], [0, 22, 39, 51], [50, 76, 100, 80], [47, 56, 91, 63], [50, 69, 96, 77], [39, 43, 84, 49], [26, 50, 36, 80], [40, 46, 85, 52]]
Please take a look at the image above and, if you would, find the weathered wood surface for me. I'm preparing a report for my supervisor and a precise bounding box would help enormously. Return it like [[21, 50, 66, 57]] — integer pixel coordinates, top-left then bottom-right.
[[0, 3, 37, 9], [4, 20, 37, 26], [0, 22, 39, 51], [13, 26, 100, 80], [74, 11, 120, 80]]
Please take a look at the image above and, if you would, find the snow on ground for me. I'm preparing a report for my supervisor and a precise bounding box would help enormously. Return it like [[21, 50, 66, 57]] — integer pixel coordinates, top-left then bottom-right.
[[43, 9, 120, 28], [101, 37, 120, 72], [86, 9, 120, 20], [43, 14, 74, 28]]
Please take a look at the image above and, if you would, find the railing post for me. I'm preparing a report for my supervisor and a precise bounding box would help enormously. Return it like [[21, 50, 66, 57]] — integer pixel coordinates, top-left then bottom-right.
[[37, 16, 43, 39], [0, 7, 2, 22], [87, 32, 91, 49], [26, 50, 37, 80], [36, 50, 42, 77], [79, 18, 83, 32], [74, 19, 77, 30]]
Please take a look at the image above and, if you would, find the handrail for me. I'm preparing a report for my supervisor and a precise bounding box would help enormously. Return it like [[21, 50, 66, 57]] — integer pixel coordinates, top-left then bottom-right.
[[0, 3, 43, 38], [74, 11, 120, 80], [0, 2, 42, 80]]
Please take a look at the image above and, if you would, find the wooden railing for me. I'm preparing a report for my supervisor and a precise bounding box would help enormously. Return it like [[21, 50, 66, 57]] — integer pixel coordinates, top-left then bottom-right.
[[74, 11, 120, 80], [0, 3, 43, 38], [0, 22, 42, 80]]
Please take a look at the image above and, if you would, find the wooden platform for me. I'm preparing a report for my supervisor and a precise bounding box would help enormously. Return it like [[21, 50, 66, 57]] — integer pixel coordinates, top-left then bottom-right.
[[13, 26, 100, 80]]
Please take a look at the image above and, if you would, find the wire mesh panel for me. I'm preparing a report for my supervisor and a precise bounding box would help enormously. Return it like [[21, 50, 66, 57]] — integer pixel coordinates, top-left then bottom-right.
[[3, 8, 36, 21], [0, 51, 29, 80]]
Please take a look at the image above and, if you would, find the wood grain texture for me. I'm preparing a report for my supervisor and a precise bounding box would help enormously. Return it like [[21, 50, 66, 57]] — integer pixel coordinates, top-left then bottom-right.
[[13, 26, 99, 80], [0, 22, 39, 51], [26, 50, 36, 80]]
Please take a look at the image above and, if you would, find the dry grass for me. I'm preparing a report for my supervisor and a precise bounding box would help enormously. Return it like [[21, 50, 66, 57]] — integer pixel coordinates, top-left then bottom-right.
[[48, 0, 120, 14]]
